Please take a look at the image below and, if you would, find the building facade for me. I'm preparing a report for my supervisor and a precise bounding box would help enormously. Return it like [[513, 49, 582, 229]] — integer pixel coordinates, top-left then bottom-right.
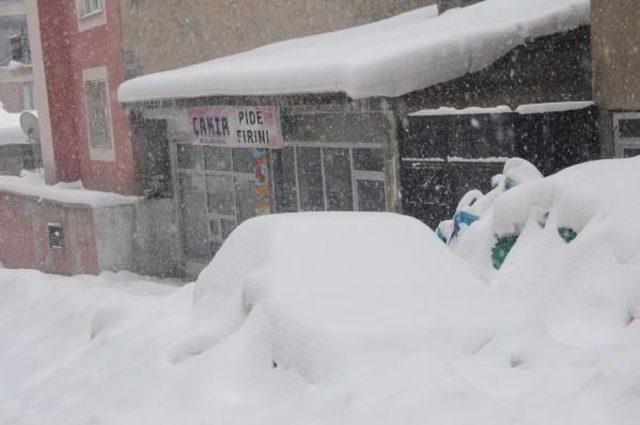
[[117, 0, 435, 77], [0, 0, 436, 277], [121, 12, 595, 275], [591, 0, 640, 159]]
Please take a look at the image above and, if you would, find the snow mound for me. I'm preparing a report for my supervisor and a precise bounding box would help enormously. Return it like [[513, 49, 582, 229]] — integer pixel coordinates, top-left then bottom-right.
[[194, 213, 526, 384], [118, 0, 589, 102], [450, 157, 640, 349], [2, 186, 640, 424]]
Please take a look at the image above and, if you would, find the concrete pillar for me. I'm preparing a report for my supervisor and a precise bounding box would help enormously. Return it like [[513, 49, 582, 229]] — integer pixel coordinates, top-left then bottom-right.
[[25, 0, 57, 183]]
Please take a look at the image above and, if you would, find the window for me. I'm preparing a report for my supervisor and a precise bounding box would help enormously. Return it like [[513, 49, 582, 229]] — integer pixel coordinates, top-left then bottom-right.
[[47, 223, 64, 250], [613, 113, 640, 158], [84, 80, 112, 149], [83, 67, 114, 161], [10, 32, 30, 64], [80, 0, 103, 18], [619, 119, 640, 139]]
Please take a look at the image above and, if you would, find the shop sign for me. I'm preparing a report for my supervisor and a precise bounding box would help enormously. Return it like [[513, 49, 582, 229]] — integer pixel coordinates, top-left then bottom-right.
[[187, 105, 283, 149]]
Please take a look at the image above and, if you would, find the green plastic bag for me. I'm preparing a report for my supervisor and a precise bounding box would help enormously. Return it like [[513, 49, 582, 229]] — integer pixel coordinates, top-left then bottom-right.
[[492, 234, 518, 270], [558, 227, 577, 243]]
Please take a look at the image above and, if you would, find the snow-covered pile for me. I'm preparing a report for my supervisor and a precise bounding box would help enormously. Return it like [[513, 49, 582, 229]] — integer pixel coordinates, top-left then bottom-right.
[[2, 201, 640, 424], [118, 0, 589, 102], [0, 102, 26, 145], [447, 157, 640, 350]]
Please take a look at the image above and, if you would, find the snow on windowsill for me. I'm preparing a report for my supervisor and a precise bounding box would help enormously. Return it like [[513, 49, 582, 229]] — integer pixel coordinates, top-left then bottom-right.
[[0, 171, 141, 208]]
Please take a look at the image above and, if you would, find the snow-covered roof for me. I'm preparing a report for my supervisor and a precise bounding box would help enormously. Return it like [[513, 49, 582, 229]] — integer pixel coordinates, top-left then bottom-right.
[[0, 104, 26, 145], [0, 171, 141, 208], [118, 0, 590, 103]]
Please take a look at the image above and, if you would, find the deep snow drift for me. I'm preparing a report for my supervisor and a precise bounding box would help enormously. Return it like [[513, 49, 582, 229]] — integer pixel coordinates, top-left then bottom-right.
[[2, 161, 640, 424]]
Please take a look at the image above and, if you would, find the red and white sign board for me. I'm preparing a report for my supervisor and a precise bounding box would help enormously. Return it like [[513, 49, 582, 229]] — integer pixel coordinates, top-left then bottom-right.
[[187, 105, 283, 149]]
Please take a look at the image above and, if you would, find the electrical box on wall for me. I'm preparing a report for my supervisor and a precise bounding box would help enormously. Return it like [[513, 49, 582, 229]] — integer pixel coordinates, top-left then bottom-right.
[[47, 223, 64, 249]]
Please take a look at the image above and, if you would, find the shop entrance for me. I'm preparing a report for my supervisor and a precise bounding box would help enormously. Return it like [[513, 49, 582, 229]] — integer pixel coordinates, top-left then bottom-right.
[[172, 142, 387, 263]]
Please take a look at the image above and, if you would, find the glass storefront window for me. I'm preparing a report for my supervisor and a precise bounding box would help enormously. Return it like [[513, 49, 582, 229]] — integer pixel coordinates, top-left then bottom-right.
[[296, 147, 324, 211], [232, 148, 256, 173], [177, 144, 202, 170], [220, 219, 237, 240], [174, 142, 387, 261], [356, 179, 386, 212], [353, 148, 384, 171], [204, 146, 232, 171], [206, 175, 235, 216], [323, 148, 353, 211], [178, 173, 209, 259], [234, 176, 258, 223], [272, 147, 298, 212]]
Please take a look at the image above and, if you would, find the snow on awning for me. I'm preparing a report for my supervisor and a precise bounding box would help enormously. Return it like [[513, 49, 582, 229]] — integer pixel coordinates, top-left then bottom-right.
[[118, 0, 589, 103], [410, 101, 595, 117]]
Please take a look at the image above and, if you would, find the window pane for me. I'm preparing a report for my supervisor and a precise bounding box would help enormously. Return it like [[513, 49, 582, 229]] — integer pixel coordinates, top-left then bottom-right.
[[619, 119, 640, 138], [296, 147, 324, 211], [204, 146, 231, 171], [232, 148, 255, 173], [357, 179, 386, 212], [84, 80, 111, 149], [272, 147, 298, 212], [176, 144, 202, 170], [210, 220, 220, 238], [220, 219, 237, 239], [323, 148, 352, 211], [178, 173, 209, 259], [206, 175, 235, 216], [235, 176, 258, 223], [353, 148, 384, 172]]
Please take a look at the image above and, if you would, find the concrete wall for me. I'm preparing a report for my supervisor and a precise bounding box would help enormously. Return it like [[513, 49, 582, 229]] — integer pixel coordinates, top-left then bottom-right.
[[0, 190, 183, 277], [94, 197, 183, 277], [117, 0, 435, 77], [591, 0, 640, 111], [0, 192, 99, 274]]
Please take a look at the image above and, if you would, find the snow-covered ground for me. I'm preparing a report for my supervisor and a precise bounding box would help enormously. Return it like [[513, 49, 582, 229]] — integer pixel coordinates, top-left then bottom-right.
[[1, 160, 640, 424]]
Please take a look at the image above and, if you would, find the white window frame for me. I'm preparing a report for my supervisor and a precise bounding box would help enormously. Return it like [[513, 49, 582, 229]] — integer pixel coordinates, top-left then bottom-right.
[[75, 0, 106, 32], [82, 66, 115, 162], [613, 112, 640, 158]]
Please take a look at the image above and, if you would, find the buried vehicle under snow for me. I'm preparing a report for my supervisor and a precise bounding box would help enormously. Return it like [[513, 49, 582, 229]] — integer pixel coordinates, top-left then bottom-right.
[[192, 212, 528, 384]]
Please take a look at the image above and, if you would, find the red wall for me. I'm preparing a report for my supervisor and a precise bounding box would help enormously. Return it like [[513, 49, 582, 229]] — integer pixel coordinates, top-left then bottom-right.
[[38, 0, 137, 195], [0, 192, 99, 275]]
